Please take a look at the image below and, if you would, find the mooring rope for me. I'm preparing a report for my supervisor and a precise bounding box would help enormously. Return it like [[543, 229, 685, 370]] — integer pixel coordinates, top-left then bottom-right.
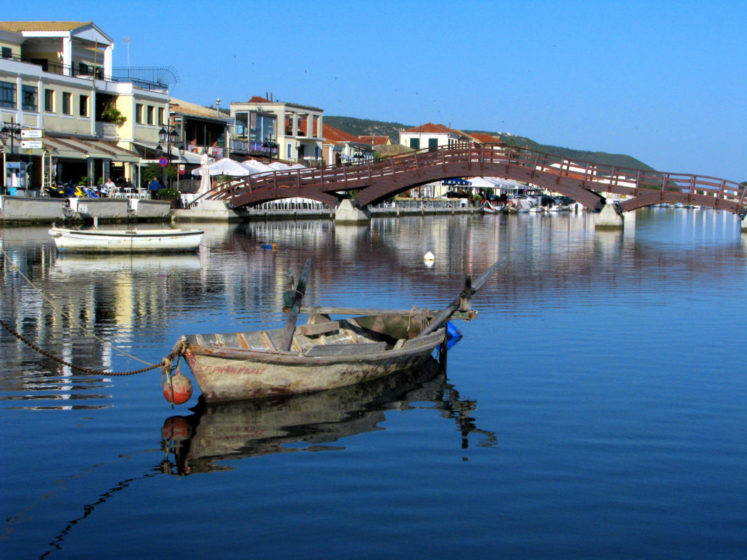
[[1, 246, 172, 376]]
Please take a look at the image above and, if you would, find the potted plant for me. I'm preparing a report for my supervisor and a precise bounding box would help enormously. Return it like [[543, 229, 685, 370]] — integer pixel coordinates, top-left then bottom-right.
[[100, 103, 127, 126]]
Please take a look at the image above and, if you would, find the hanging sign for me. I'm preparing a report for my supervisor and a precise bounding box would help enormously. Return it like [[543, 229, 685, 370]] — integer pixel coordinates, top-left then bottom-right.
[[21, 129, 43, 139]]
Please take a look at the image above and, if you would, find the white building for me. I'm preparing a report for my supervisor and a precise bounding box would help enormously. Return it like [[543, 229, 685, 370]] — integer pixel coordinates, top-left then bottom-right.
[[230, 95, 323, 164], [399, 122, 471, 151], [0, 20, 173, 190]]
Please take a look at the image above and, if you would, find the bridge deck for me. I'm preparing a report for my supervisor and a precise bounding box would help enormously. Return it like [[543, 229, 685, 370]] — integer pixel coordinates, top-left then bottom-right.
[[199, 144, 745, 216]]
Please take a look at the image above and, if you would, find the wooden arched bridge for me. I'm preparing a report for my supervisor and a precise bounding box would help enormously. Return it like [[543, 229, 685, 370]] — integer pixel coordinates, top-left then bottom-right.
[[202, 144, 746, 217]]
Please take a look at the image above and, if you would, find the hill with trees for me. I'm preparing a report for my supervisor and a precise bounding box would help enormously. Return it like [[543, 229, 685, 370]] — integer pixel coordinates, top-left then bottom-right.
[[325, 116, 654, 171]]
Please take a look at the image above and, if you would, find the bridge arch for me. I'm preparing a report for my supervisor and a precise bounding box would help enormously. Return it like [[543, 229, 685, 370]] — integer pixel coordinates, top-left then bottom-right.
[[206, 145, 745, 217]]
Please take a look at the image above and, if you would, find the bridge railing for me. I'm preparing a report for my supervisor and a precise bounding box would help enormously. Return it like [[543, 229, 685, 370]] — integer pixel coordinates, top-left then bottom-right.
[[207, 143, 744, 212]]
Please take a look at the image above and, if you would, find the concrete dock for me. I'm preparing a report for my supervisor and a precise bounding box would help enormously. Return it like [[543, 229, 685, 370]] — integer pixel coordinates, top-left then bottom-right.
[[1, 195, 478, 226]]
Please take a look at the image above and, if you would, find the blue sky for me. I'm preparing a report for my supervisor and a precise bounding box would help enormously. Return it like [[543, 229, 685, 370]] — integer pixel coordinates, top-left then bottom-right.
[[5, 0, 746, 180]]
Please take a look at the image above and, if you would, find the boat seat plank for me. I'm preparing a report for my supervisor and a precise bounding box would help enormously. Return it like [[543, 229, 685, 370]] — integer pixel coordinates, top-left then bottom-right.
[[304, 341, 387, 357], [260, 331, 277, 351], [296, 321, 340, 337]]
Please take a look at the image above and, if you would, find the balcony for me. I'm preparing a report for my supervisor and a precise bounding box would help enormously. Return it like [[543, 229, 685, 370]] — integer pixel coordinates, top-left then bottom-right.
[[96, 122, 121, 140], [2, 54, 171, 92]]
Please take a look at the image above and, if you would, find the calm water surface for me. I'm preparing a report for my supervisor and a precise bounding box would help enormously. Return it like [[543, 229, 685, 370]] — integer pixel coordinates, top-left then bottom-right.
[[1, 209, 745, 559]]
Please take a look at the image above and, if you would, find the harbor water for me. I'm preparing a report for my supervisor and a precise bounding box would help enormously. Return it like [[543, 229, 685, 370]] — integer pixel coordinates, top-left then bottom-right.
[[1, 208, 746, 559]]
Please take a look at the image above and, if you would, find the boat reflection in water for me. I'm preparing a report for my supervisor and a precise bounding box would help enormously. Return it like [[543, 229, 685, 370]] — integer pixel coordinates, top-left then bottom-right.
[[52, 253, 202, 275], [160, 359, 496, 475]]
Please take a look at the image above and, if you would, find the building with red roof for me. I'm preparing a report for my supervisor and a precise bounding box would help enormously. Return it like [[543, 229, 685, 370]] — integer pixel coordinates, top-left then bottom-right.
[[399, 123, 472, 150], [357, 135, 391, 146], [321, 123, 374, 167]]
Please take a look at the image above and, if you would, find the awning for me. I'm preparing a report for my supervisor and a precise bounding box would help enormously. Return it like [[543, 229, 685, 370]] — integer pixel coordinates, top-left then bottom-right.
[[43, 136, 141, 162], [1, 135, 141, 162]]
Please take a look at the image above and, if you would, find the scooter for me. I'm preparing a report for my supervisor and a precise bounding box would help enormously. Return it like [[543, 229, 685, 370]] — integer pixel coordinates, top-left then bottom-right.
[[44, 184, 67, 198]]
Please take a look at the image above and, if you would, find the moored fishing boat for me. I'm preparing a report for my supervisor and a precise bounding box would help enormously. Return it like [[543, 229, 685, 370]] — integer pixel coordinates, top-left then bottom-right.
[[164, 260, 499, 404], [170, 310, 449, 402], [48, 226, 203, 253]]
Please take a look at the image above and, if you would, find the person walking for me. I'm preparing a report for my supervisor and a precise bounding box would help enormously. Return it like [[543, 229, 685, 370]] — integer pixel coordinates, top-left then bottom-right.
[[148, 177, 162, 198]]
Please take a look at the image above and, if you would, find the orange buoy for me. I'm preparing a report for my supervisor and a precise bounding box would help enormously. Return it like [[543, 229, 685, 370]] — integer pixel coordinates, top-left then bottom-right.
[[161, 416, 193, 441], [163, 370, 193, 405]]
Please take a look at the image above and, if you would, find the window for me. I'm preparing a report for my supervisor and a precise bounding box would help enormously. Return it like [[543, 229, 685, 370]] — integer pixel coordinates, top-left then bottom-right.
[[158, 107, 164, 126], [287, 143, 292, 159], [62, 92, 72, 114], [1, 47, 11, 59], [44, 89, 54, 112], [409, 138, 420, 150], [0, 81, 15, 108], [428, 138, 438, 151], [22, 85, 37, 111], [136, 103, 143, 124], [146, 106, 154, 125], [79, 94, 89, 117]]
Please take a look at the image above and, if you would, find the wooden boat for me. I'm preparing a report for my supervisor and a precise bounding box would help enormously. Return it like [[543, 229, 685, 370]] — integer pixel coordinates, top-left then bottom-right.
[[166, 260, 499, 403], [48, 226, 203, 253], [172, 311, 447, 402]]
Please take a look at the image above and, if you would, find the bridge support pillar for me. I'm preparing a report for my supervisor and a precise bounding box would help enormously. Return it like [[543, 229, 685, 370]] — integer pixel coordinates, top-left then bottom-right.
[[741, 215, 747, 234], [594, 202, 624, 230], [335, 199, 371, 224]]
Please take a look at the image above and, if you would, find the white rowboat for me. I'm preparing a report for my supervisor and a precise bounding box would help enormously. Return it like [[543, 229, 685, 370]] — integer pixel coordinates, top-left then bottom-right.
[[48, 227, 203, 253]]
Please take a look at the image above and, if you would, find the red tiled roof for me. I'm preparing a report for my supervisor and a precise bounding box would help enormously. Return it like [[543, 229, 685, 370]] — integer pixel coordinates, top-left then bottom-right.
[[403, 122, 458, 134], [469, 132, 502, 143], [322, 123, 359, 143], [358, 135, 390, 145], [248, 96, 270, 103]]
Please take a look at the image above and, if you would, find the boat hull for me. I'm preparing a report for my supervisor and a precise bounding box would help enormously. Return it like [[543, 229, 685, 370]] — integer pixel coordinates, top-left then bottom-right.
[[181, 328, 445, 402], [48, 227, 203, 252]]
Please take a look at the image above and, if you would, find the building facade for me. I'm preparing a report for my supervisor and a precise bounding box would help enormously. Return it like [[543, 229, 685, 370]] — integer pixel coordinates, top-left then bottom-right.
[[399, 122, 471, 151], [0, 21, 173, 191], [230, 96, 323, 164]]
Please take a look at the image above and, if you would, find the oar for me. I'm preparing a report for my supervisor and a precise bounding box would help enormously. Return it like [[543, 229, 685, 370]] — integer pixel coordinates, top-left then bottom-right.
[[420, 260, 501, 336], [280, 258, 312, 351]]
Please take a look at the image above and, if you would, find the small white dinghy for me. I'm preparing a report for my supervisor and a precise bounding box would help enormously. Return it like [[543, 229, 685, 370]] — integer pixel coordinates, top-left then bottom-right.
[[48, 226, 204, 253]]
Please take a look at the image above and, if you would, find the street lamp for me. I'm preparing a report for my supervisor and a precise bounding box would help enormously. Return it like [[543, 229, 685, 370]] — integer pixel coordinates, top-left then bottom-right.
[[158, 125, 178, 188]]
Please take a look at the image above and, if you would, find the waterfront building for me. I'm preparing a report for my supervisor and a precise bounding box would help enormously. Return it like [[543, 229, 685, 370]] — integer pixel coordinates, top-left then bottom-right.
[[169, 97, 231, 161], [230, 96, 323, 164], [399, 122, 472, 151], [321, 123, 373, 167], [0, 21, 172, 192]]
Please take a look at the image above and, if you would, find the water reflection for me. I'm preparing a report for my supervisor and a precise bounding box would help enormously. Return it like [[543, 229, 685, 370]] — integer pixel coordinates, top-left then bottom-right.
[[52, 253, 201, 275], [2, 210, 744, 408], [160, 359, 496, 475]]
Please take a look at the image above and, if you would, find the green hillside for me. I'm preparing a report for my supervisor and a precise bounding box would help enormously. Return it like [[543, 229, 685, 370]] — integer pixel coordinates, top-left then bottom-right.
[[490, 133, 654, 171], [325, 116, 410, 141], [325, 116, 654, 171]]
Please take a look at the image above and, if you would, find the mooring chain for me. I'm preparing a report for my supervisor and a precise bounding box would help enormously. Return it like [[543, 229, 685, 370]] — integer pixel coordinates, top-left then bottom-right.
[[0, 317, 166, 376]]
